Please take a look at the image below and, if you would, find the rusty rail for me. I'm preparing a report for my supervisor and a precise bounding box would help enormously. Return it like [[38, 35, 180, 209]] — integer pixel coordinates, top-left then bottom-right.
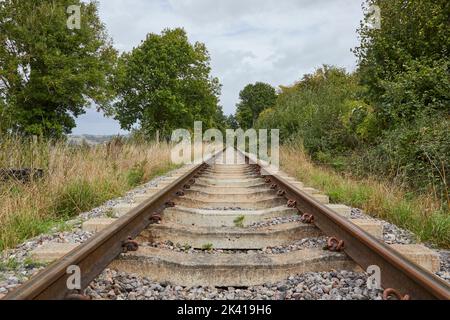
[[239, 150, 450, 300], [4, 148, 450, 300], [3, 162, 209, 300]]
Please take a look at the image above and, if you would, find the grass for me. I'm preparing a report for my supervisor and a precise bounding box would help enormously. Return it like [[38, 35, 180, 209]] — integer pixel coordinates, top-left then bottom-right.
[[233, 215, 245, 228], [0, 257, 20, 272], [0, 137, 177, 251], [202, 243, 214, 251], [280, 145, 450, 248]]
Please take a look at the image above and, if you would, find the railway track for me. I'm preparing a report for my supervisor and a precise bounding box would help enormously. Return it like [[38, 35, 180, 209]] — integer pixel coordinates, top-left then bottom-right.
[[3, 148, 450, 300]]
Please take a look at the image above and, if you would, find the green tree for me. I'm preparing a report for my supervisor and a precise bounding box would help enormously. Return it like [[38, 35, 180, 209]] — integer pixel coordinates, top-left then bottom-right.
[[111, 28, 221, 138], [353, 0, 449, 127], [255, 66, 361, 154], [212, 106, 227, 133], [235, 82, 277, 129], [0, 0, 117, 138]]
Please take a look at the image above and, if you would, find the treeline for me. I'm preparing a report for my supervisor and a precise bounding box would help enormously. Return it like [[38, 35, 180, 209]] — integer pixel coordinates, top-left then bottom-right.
[[236, 0, 449, 206], [0, 0, 227, 139]]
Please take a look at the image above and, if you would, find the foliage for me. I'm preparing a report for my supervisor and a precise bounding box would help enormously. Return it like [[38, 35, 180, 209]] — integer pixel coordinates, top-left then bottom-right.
[[0, 137, 175, 251], [251, 1, 450, 207], [0, 0, 117, 138], [225, 114, 239, 130], [353, 0, 449, 127], [349, 115, 449, 205], [110, 28, 222, 138], [256, 66, 363, 155], [236, 82, 277, 129], [281, 145, 449, 248]]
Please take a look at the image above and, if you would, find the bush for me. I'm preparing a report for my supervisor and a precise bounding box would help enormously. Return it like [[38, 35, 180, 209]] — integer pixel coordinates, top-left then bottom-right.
[[281, 145, 449, 247], [349, 115, 449, 206], [256, 65, 361, 155]]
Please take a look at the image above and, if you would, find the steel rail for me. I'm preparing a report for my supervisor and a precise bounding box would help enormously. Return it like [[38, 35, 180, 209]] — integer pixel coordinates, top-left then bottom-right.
[[4, 148, 449, 300], [3, 161, 210, 300], [268, 174, 450, 300], [239, 149, 450, 300]]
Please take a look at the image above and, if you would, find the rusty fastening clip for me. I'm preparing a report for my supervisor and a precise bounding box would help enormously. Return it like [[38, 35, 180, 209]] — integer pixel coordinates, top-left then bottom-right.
[[383, 288, 411, 300], [265, 178, 271, 184], [122, 237, 139, 253], [189, 179, 196, 184], [149, 213, 162, 223], [270, 184, 278, 190], [65, 290, 91, 300], [165, 201, 176, 208], [301, 213, 315, 224], [176, 190, 185, 196], [183, 184, 191, 190], [277, 190, 286, 197], [325, 237, 345, 252], [287, 200, 297, 208]]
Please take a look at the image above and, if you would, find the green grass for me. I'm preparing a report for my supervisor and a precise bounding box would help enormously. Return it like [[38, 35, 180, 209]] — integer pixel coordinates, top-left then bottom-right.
[[0, 213, 57, 251], [53, 179, 108, 218], [23, 257, 48, 269], [202, 243, 214, 251], [233, 215, 245, 228], [0, 257, 20, 272], [126, 161, 146, 187], [104, 208, 116, 218], [1, 166, 179, 252], [282, 146, 450, 248], [181, 243, 192, 252], [303, 168, 449, 247]]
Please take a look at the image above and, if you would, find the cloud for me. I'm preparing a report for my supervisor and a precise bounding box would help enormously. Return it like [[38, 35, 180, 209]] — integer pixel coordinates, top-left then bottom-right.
[[76, 0, 364, 134]]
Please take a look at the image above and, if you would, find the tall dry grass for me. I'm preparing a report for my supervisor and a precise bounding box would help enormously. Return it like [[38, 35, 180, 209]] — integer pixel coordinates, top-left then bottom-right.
[[280, 144, 449, 248], [0, 137, 176, 251]]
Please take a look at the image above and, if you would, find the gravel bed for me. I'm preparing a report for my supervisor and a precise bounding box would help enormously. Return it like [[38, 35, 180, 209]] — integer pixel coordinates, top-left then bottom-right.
[[249, 215, 301, 228], [435, 250, 450, 282], [201, 207, 255, 211], [1, 169, 448, 299], [350, 208, 417, 245], [86, 269, 383, 300], [147, 237, 328, 255]]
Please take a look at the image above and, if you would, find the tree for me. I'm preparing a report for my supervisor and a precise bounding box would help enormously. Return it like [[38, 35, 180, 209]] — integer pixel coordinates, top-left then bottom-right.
[[353, 0, 449, 127], [0, 0, 117, 138], [111, 28, 221, 138], [235, 82, 277, 129], [226, 115, 238, 130]]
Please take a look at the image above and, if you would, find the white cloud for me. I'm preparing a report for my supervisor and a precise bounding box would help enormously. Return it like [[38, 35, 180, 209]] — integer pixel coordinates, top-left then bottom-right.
[[76, 0, 364, 133]]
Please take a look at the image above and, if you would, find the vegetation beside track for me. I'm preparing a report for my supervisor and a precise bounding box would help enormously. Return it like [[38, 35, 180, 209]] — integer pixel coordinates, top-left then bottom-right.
[[0, 137, 178, 251], [280, 144, 450, 249]]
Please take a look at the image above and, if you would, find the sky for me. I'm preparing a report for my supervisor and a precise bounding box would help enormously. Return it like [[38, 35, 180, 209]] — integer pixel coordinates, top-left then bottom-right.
[[73, 0, 365, 135]]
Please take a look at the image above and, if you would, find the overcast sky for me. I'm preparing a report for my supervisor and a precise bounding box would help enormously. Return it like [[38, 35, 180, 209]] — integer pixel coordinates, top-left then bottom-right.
[[73, 0, 365, 135]]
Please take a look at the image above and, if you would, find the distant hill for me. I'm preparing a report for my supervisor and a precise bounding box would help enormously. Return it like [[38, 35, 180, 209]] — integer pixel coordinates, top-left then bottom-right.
[[68, 134, 126, 145]]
